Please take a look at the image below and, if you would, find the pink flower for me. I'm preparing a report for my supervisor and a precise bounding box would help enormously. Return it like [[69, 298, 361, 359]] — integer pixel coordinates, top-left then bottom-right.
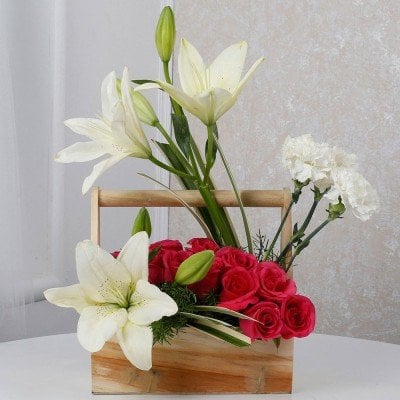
[[218, 266, 259, 311], [281, 295, 316, 339], [216, 246, 258, 270], [240, 302, 283, 340], [256, 262, 296, 301], [110, 250, 120, 259], [187, 237, 219, 252], [161, 250, 192, 283]]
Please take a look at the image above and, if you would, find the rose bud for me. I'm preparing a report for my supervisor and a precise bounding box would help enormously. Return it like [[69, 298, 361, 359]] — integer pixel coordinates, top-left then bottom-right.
[[240, 302, 283, 340], [281, 295, 316, 339]]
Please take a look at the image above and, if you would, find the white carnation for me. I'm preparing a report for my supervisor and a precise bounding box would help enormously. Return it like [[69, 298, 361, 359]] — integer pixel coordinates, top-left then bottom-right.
[[282, 134, 333, 190], [326, 168, 379, 221]]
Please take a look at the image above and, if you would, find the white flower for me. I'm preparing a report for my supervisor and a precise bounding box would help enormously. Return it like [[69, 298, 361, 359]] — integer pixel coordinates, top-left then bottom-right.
[[44, 232, 178, 371], [326, 168, 379, 221], [282, 134, 334, 190], [56, 67, 152, 194], [137, 39, 264, 126]]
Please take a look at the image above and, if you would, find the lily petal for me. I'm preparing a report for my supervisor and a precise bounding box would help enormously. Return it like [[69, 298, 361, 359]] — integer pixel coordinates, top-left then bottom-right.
[[82, 153, 126, 194], [117, 231, 149, 283], [178, 38, 206, 96], [234, 56, 265, 96], [209, 41, 248, 93], [121, 68, 151, 155], [55, 141, 106, 163], [101, 71, 125, 123], [44, 284, 93, 313], [194, 88, 233, 125], [64, 118, 112, 143], [128, 280, 178, 325], [117, 322, 153, 370], [77, 305, 127, 352], [76, 240, 131, 304]]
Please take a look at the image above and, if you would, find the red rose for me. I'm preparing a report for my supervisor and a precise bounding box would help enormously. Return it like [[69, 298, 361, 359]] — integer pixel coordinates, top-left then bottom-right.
[[281, 295, 316, 339], [218, 266, 259, 311], [148, 240, 184, 285], [189, 257, 223, 299], [240, 302, 283, 340], [162, 250, 192, 283], [216, 247, 258, 270], [256, 262, 296, 301], [110, 250, 120, 259], [187, 237, 219, 253]]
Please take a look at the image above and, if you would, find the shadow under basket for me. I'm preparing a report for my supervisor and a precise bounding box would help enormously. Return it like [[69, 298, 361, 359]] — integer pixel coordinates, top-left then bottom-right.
[[90, 187, 294, 394], [92, 328, 293, 394]]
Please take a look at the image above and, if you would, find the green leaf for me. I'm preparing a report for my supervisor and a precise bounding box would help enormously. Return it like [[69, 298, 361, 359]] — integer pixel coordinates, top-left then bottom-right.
[[179, 312, 232, 327], [205, 123, 218, 167], [131, 207, 152, 237], [148, 246, 160, 262], [190, 320, 251, 347], [132, 79, 158, 85], [273, 337, 281, 350], [175, 250, 214, 285], [193, 305, 259, 322], [171, 114, 191, 158]]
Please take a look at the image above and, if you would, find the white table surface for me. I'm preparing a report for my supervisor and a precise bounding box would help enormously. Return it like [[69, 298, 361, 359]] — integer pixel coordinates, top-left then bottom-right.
[[0, 333, 399, 400]]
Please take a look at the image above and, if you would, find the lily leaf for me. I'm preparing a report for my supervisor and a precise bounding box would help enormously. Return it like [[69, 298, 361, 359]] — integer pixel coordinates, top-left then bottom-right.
[[179, 312, 232, 327], [193, 305, 259, 322], [190, 320, 251, 347], [171, 114, 191, 158], [205, 123, 218, 167], [132, 79, 158, 85]]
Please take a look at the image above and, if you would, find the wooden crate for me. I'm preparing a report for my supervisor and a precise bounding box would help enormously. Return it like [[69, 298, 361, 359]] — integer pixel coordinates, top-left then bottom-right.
[[90, 188, 293, 394]]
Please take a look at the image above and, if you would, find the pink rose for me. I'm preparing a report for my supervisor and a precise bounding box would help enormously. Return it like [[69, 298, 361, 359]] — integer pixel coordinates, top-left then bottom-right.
[[189, 257, 223, 299], [216, 246, 258, 270], [240, 302, 283, 340], [256, 262, 296, 301], [218, 266, 259, 311], [148, 240, 184, 285], [162, 250, 192, 283], [187, 237, 219, 252], [281, 295, 316, 339]]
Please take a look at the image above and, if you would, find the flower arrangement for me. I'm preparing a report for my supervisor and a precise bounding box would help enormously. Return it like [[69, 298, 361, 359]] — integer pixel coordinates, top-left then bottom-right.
[[44, 6, 379, 374]]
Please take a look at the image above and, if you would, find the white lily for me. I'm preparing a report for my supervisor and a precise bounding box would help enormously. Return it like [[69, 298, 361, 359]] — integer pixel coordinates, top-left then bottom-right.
[[137, 39, 264, 126], [44, 232, 178, 371], [56, 67, 152, 194]]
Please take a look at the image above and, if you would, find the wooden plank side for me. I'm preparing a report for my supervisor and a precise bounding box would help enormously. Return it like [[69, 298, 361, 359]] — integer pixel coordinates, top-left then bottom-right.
[[92, 328, 293, 394], [98, 189, 285, 208]]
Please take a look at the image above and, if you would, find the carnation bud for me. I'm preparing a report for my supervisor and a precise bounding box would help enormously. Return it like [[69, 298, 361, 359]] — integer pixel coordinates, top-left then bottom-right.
[[131, 207, 152, 237], [174, 250, 214, 285], [155, 6, 175, 63], [328, 199, 346, 220]]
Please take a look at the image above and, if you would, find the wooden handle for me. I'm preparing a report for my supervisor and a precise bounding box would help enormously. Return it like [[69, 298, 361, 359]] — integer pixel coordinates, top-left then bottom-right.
[[97, 189, 285, 208]]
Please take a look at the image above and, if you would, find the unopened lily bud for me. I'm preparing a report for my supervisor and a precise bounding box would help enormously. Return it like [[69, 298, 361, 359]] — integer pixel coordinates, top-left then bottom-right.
[[131, 91, 159, 126], [132, 207, 152, 237], [175, 250, 214, 285], [155, 6, 175, 63]]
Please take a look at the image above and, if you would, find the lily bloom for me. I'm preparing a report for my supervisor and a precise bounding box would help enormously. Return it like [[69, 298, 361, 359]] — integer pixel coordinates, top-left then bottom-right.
[[56, 67, 152, 194], [44, 232, 178, 370], [137, 39, 264, 126]]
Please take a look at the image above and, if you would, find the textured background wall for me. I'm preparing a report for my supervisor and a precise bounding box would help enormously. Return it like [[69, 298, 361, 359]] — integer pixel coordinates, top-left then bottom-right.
[[170, 0, 400, 344]]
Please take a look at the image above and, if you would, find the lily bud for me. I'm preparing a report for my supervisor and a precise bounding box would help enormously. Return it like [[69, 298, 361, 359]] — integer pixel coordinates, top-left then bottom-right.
[[131, 207, 152, 237], [175, 250, 214, 285], [155, 6, 175, 63], [131, 91, 159, 126]]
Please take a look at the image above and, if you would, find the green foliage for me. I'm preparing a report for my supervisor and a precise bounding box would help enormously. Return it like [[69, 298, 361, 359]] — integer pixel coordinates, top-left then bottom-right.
[[253, 230, 269, 261], [151, 283, 197, 344]]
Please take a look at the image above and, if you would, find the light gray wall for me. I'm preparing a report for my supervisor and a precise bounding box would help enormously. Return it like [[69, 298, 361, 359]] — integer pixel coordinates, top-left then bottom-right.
[[170, 0, 400, 344]]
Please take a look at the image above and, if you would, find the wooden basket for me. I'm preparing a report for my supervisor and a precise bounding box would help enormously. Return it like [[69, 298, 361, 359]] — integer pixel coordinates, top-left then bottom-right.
[[90, 187, 293, 394]]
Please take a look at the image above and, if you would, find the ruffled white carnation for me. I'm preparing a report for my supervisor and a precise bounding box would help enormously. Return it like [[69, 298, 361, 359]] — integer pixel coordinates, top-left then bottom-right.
[[282, 134, 333, 190], [326, 169, 379, 221]]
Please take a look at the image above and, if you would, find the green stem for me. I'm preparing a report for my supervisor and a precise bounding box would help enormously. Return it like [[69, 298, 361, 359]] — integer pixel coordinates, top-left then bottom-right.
[[285, 219, 331, 271], [198, 185, 237, 247], [263, 199, 294, 261], [213, 134, 253, 254], [149, 155, 193, 180], [203, 125, 214, 183], [162, 61, 182, 116]]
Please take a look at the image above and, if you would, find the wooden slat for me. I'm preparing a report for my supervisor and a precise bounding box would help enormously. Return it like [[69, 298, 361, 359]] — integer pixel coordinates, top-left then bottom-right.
[[98, 189, 285, 208], [92, 328, 293, 394]]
